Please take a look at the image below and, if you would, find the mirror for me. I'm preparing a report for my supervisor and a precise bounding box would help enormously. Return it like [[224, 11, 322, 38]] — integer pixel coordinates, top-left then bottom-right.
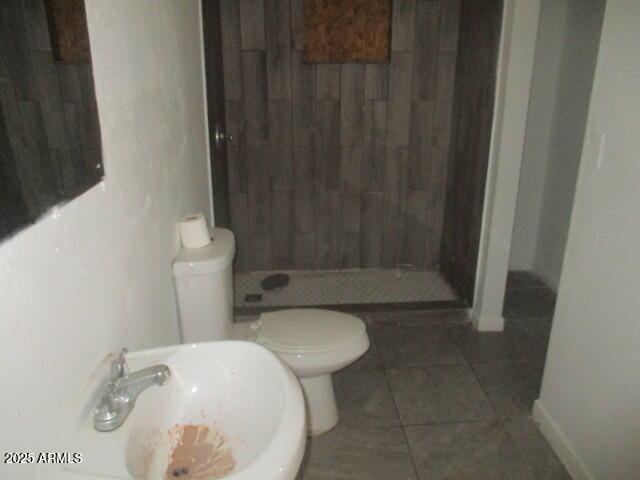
[[0, 0, 103, 241]]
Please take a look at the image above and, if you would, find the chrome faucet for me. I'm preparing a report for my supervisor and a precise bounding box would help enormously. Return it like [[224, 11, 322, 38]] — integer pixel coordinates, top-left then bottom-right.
[[93, 348, 171, 432]]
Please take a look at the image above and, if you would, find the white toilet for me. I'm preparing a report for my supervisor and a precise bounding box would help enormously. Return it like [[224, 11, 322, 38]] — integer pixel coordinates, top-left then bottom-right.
[[172, 228, 370, 435]]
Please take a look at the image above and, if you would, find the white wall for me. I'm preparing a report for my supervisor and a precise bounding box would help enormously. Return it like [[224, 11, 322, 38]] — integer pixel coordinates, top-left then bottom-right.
[[509, 0, 568, 271], [472, 0, 541, 331], [0, 2, 210, 478], [534, 1, 640, 478], [510, 0, 603, 290]]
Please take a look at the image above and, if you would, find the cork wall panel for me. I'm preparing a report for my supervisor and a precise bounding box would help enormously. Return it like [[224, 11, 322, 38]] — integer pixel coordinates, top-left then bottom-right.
[[44, 0, 91, 64], [303, 0, 391, 63]]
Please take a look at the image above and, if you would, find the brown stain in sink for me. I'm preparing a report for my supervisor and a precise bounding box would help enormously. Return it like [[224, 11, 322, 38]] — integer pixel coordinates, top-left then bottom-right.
[[165, 424, 236, 479]]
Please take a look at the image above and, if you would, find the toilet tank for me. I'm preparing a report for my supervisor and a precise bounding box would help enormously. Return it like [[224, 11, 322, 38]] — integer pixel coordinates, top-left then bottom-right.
[[172, 228, 235, 344]]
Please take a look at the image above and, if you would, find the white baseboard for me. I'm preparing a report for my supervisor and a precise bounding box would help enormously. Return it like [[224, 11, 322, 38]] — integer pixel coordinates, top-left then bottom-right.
[[534, 264, 560, 292], [532, 399, 594, 480], [470, 309, 505, 331]]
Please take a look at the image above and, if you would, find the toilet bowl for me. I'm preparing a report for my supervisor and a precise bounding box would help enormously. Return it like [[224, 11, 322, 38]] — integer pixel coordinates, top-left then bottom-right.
[[238, 308, 369, 435], [173, 228, 370, 435]]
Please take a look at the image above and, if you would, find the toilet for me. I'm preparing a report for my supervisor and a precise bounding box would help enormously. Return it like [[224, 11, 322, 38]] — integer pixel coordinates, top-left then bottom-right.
[[172, 228, 370, 435]]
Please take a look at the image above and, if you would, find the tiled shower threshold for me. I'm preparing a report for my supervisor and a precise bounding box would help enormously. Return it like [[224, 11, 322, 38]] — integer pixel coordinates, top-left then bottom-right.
[[234, 268, 463, 314]]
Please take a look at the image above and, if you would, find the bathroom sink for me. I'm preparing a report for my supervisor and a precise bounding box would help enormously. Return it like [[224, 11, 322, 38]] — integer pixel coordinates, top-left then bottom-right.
[[42, 341, 306, 480]]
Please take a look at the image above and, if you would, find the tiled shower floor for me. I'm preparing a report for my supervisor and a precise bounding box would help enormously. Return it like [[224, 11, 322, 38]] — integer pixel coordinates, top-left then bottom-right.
[[234, 269, 458, 308]]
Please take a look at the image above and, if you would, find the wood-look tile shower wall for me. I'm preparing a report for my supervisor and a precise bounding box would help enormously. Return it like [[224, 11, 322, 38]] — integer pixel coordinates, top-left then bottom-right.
[[440, 0, 503, 303], [220, 0, 461, 272]]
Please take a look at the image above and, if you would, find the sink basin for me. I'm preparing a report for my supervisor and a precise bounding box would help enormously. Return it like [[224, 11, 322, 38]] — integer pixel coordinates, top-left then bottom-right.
[[41, 341, 306, 480]]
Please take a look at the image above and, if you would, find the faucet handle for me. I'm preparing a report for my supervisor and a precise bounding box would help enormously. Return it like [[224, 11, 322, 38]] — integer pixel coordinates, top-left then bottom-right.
[[110, 348, 129, 381]]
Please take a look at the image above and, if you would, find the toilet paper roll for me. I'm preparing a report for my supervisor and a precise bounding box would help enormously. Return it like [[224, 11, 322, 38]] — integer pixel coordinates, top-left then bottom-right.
[[179, 213, 211, 249]]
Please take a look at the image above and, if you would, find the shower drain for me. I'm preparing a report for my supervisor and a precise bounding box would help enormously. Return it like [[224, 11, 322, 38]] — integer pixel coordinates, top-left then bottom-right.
[[260, 273, 290, 291]]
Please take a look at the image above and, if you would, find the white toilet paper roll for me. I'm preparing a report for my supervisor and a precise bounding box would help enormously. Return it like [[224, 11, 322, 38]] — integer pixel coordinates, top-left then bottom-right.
[[179, 213, 211, 249]]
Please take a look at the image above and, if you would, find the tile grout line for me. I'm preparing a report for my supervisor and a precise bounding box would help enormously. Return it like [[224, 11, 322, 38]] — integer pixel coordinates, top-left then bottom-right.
[[503, 419, 541, 480], [397, 415, 535, 429], [380, 353, 423, 480], [467, 354, 541, 479]]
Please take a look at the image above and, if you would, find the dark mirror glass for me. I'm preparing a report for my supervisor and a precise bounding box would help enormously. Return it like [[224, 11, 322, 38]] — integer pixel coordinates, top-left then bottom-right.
[[0, 0, 103, 241]]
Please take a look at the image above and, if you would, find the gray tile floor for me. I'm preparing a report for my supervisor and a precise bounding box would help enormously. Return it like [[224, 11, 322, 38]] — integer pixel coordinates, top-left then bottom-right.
[[296, 271, 571, 480]]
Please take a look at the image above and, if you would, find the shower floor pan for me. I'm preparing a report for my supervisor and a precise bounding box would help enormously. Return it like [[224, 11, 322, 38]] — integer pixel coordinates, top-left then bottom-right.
[[234, 268, 459, 312]]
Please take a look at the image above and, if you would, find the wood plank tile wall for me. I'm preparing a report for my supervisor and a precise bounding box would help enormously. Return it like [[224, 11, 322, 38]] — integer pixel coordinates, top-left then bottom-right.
[[440, 0, 503, 303], [219, 0, 462, 272]]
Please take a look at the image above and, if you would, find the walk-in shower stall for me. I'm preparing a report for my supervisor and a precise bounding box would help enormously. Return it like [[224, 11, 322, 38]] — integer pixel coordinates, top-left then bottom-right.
[[202, 0, 503, 313]]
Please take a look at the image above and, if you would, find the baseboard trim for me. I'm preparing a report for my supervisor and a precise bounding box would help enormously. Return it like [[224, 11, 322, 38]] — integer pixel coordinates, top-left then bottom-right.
[[470, 309, 505, 331], [533, 399, 594, 480], [534, 264, 560, 293]]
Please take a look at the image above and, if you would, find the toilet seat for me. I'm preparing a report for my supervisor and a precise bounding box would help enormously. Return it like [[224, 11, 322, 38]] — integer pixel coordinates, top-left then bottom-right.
[[245, 309, 370, 379], [257, 309, 367, 354]]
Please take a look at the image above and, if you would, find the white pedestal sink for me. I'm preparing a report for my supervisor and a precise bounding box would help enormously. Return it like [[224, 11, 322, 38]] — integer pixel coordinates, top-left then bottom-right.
[[40, 341, 306, 480]]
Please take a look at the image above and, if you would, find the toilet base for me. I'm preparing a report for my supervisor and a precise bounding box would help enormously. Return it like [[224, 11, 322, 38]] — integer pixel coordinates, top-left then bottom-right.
[[299, 375, 339, 436]]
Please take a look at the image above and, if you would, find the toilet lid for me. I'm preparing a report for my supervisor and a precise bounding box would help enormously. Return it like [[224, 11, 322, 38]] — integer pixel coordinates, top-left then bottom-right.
[[257, 309, 366, 353]]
